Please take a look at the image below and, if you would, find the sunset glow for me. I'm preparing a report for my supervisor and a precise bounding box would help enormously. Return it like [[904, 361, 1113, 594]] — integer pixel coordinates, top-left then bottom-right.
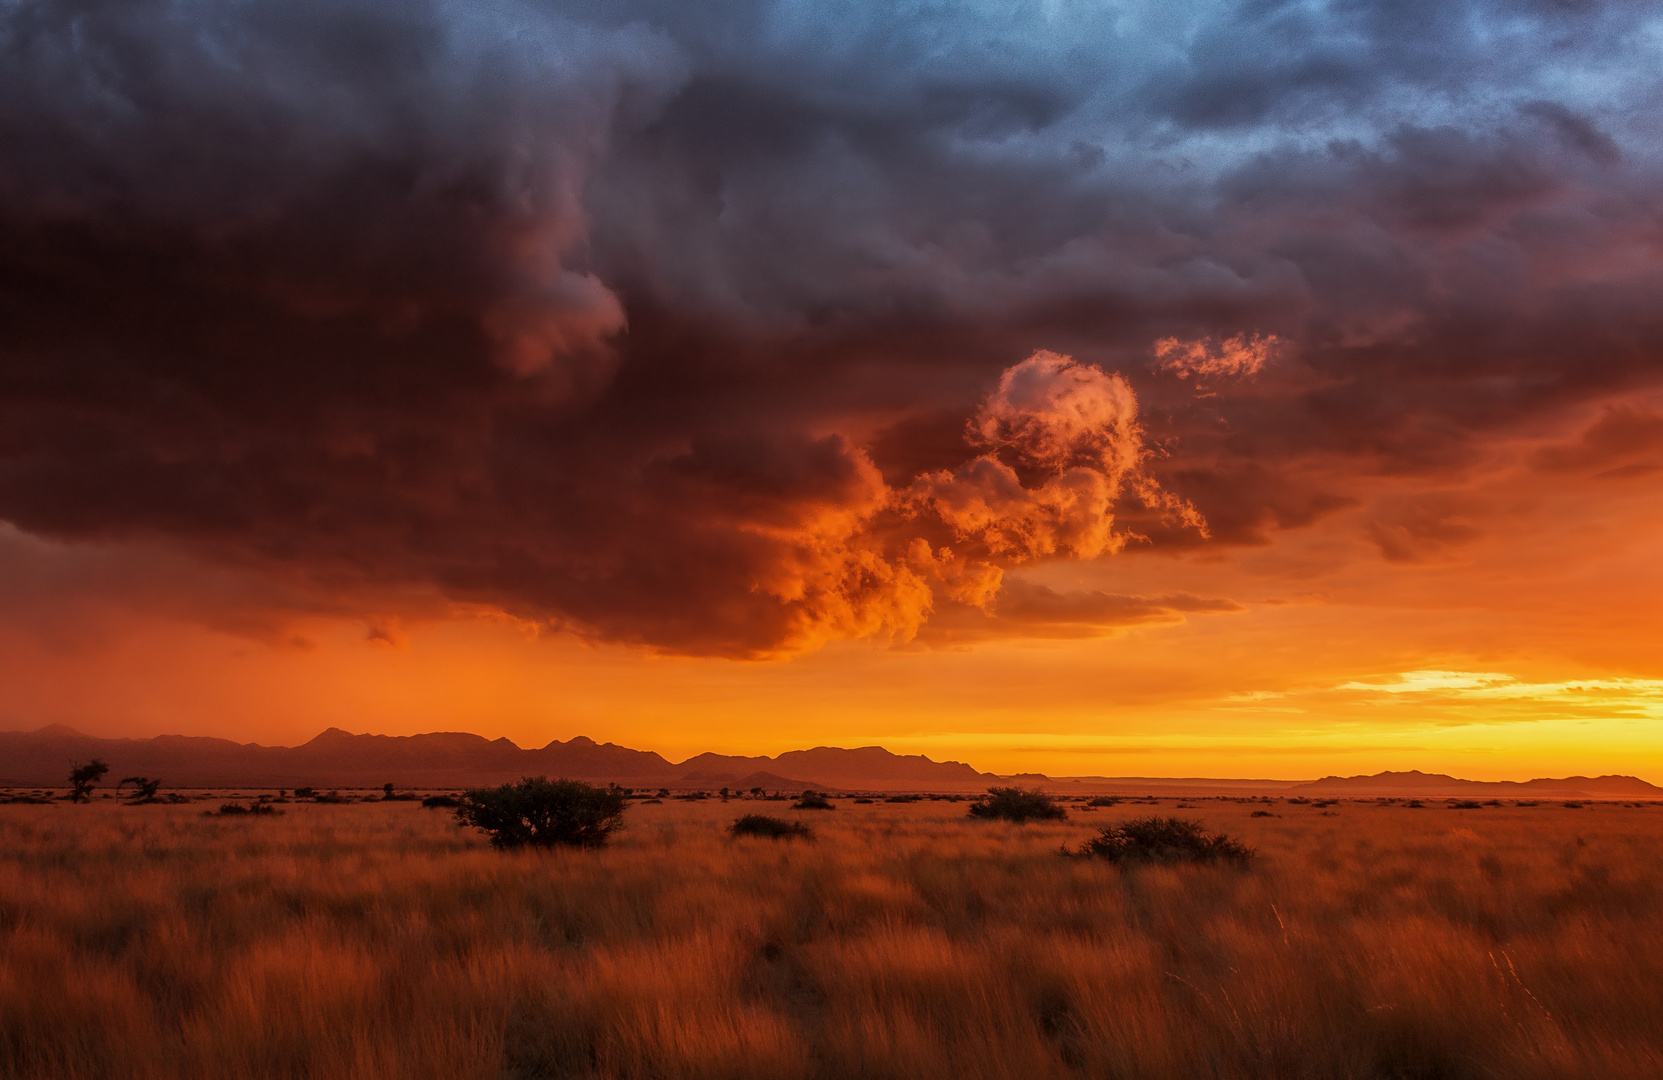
[[3, 0, 1662, 781]]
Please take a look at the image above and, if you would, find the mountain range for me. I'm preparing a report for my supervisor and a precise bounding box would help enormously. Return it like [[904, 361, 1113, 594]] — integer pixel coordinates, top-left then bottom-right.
[[1288, 770, 1660, 799], [0, 726, 1657, 798], [0, 725, 989, 792]]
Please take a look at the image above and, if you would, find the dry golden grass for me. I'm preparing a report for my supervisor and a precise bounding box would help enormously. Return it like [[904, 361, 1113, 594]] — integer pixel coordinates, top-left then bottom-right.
[[2, 797, 1660, 1079]]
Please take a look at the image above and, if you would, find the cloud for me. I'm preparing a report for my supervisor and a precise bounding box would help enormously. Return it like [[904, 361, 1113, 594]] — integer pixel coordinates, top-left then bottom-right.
[[1153, 335, 1279, 381], [1338, 670, 1663, 720], [3, 0, 1663, 657], [1530, 406, 1663, 479]]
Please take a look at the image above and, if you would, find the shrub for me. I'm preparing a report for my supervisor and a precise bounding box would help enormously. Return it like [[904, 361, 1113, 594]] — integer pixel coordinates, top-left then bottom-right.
[[793, 792, 835, 810], [1086, 796, 1120, 808], [968, 787, 1066, 823], [421, 794, 460, 809], [1251, 810, 1275, 818], [729, 814, 813, 840], [885, 794, 921, 803], [212, 802, 279, 816], [455, 777, 627, 849], [1074, 817, 1252, 865]]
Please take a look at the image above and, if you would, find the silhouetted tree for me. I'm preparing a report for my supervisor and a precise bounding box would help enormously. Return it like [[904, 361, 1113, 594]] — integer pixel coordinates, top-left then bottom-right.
[[68, 760, 109, 803], [455, 777, 628, 849], [119, 776, 163, 803]]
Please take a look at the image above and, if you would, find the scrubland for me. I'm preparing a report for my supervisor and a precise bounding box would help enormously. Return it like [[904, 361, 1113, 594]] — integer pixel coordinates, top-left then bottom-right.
[[1, 796, 1660, 1079]]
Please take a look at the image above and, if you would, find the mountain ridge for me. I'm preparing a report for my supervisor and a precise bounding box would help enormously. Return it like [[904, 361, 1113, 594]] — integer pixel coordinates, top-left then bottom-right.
[[2, 727, 1657, 796]]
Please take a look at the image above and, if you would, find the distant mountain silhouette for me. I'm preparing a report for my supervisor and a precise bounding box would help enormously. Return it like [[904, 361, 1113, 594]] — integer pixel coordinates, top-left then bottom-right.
[[1290, 770, 1663, 798], [2, 727, 1656, 796], [0, 726, 995, 791]]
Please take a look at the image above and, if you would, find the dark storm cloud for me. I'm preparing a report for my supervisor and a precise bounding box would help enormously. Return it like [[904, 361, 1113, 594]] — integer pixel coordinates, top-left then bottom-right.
[[2, 0, 1661, 655]]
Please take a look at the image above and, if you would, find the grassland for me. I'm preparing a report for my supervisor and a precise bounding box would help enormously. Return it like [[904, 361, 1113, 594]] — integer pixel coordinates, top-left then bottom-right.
[[1, 795, 1660, 1079]]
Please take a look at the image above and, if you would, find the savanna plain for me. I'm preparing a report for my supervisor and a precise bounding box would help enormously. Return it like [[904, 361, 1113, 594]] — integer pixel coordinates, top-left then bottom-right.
[[2, 794, 1660, 1080]]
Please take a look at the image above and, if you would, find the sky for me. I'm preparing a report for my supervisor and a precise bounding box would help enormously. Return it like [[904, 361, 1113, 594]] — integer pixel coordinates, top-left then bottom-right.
[[2, 0, 1662, 780]]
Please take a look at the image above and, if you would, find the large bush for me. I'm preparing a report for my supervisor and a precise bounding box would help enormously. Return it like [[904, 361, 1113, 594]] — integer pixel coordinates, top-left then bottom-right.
[[967, 787, 1066, 823], [455, 777, 627, 849], [1075, 817, 1253, 865]]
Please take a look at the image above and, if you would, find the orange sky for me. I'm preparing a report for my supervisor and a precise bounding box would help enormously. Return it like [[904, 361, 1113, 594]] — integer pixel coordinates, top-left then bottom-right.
[[4, 0, 1663, 782], [4, 400, 1659, 783]]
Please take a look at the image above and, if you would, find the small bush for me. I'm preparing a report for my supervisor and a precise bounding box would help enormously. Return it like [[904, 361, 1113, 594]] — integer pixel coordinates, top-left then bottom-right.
[[421, 794, 460, 809], [729, 814, 813, 840], [455, 777, 627, 849], [1251, 810, 1275, 818], [885, 794, 921, 803], [1074, 817, 1253, 865], [211, 802, 279, 816], [968, 787, 1066, 823], [793, 792, 835, 810], [853, 798, 874, 804], [1086, 796, 1120, 808], [1448, 800, 1483, 810]]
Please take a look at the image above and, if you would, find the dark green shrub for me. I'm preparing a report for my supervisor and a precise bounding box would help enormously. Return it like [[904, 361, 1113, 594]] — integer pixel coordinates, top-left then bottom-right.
[[968, 787, 1066, 823], [793, 792, 834, 810], [421, 794, 460, 809], [729, 814, 813, 840], [1074, 817, 1252, 865], [455, 777, 627, 849], [1086, 796, 1120, 808]]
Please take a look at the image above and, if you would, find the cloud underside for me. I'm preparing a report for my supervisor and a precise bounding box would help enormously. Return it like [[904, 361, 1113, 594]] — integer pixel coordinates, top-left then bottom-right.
[[2, 0, 1662, 656]]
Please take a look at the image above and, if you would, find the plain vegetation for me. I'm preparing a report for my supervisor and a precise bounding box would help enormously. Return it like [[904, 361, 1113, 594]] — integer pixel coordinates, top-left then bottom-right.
[[1, 795, 1661, 1078]]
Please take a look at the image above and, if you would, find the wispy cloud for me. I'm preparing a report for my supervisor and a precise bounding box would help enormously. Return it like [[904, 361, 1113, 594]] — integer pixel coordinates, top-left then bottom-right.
[[1338, 671, 1663, 720]]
